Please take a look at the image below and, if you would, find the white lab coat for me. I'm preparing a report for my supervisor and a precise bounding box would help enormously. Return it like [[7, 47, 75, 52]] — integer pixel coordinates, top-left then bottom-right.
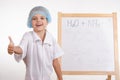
[[14, 31, 64, 80]]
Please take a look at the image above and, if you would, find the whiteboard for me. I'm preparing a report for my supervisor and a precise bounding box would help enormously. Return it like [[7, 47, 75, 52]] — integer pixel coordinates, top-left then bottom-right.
[[62, 17, 114, 71], [58, 13, 119, 79]]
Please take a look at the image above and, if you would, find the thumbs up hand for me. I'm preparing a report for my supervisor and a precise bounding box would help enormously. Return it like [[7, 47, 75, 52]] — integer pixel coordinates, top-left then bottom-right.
[[8, 36, 14, 55]]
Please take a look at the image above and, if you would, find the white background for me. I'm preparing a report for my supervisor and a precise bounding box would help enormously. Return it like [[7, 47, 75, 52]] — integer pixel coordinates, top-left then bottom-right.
[[0, 0, 120, 80]]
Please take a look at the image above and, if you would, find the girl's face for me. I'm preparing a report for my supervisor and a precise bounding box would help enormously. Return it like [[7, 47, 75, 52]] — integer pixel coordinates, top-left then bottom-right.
[[32, 14, 48, 32]]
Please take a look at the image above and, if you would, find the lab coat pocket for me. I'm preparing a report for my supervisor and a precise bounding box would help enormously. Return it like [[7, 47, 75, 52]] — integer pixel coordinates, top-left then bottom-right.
[[44, 44, 54, 62]]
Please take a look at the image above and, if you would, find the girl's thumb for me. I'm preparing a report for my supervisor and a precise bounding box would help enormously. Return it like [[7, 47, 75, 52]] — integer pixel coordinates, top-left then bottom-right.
[[8, 36, 14, 45]]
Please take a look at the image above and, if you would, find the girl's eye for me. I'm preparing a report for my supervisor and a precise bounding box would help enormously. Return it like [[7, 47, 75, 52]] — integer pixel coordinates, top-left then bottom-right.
[[32, 17, 46, 20], [32, 17, 37, 20], [41, 17, 46, 20]]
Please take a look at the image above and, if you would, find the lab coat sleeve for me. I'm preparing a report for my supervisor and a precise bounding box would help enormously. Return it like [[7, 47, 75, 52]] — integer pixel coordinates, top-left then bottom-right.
[[14, 32, 28, 62], [53, 40, 64, 59]]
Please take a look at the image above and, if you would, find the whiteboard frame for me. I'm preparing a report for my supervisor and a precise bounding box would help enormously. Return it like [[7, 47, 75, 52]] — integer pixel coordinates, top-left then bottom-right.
[[58, 12, 119, 80]]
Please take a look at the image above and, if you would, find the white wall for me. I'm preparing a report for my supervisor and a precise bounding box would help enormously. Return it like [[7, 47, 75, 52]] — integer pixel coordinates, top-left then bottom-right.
[[0, 0, 120, 80]]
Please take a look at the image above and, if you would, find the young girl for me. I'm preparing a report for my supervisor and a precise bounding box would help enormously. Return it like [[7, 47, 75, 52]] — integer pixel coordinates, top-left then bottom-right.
[[8, 6, 64, 80]]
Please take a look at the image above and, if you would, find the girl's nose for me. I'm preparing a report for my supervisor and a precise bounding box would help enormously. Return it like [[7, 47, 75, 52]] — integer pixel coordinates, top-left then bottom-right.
[[37, 18, 41, 22]]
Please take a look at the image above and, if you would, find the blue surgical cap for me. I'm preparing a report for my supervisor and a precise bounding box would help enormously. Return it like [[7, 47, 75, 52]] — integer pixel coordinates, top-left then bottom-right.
[[27, 6, 52, 28]]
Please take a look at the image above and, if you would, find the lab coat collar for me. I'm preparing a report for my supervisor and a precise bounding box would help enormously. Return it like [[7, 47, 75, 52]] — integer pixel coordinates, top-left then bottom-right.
[[32, 31, 52, 46]]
